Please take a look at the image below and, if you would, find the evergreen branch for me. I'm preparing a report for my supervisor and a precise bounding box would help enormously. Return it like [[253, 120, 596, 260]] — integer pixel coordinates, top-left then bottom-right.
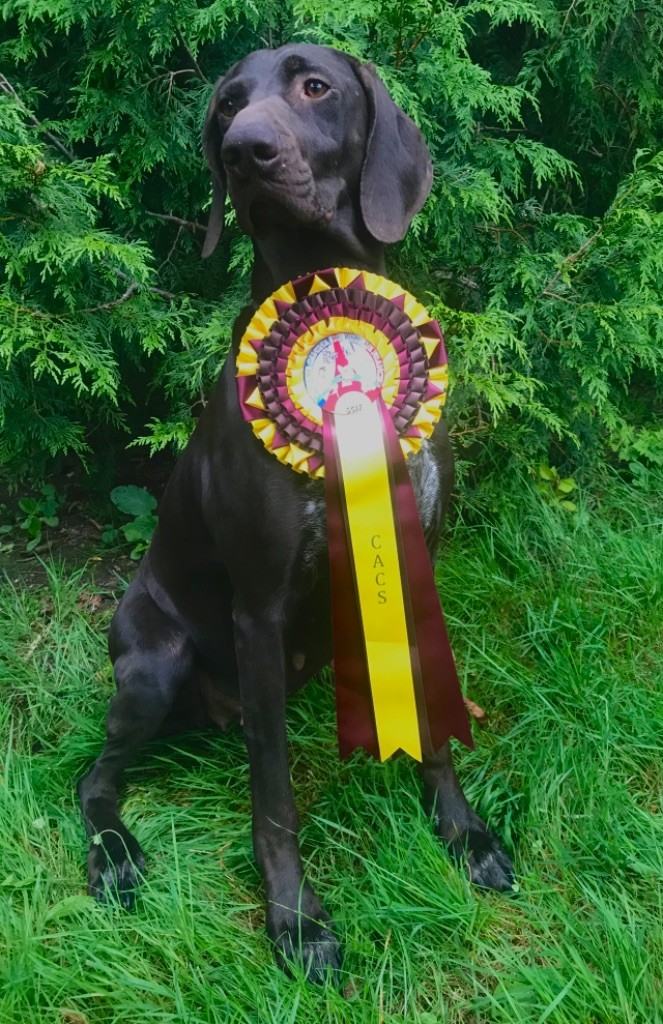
[[540, 229, 602, 298], [3, 2, 661, 480], [1, 77, 199, 289], [0, 74, 76, 162], [180, 336, 208, 410]]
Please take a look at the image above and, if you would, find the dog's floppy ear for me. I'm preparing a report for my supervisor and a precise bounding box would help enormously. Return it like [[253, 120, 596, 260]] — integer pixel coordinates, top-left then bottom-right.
[[353, 62, 433, 245], [201, 86, 227, 259]]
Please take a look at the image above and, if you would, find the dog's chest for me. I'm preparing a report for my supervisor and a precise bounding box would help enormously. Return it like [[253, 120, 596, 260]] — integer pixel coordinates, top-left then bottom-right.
[[300, 490, 328, 575], [295, 442, 440, 577]]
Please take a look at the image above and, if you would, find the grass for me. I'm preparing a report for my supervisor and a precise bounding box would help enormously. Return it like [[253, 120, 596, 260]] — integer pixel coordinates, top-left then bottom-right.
[[0, 471, 661, 1024]]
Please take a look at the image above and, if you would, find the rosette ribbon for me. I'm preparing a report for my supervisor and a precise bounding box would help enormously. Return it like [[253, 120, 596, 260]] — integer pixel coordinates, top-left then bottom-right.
[[236, 268, 473, 761]]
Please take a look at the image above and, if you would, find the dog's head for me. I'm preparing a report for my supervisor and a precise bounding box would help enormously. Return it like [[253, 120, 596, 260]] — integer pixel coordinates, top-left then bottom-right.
[[202, 44, 432, 257]]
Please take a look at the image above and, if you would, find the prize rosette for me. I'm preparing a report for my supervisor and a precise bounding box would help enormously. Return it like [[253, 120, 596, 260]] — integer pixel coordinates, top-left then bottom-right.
[[236, 267, 448, 477], [237, 268, 473, 761]]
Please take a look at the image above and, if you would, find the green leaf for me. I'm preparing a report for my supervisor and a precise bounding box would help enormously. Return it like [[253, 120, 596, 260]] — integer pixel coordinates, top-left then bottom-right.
[[18, 498, 39, 514], [110, 486, 157, 517], [122, 512, 157, 544]]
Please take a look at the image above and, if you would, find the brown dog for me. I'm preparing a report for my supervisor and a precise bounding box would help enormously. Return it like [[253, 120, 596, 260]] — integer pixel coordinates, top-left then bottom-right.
[[78, 44, 514, 983]]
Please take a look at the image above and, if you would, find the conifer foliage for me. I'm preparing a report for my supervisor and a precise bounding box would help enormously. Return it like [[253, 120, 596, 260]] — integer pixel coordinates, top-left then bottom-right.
[[1, 1, 661, 485]]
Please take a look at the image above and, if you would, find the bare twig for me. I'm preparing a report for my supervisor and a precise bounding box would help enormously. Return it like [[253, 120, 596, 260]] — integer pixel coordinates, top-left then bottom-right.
[[147, 284, 178, 301], [596, 81, 633, 124], [158, 225, 183, 274], [478, 224, 532, 244], [147, 67, 202, 87], [452, 425, 490, 436], [541, 290, 577, 304], [561, 0, 581, 33], [400, 15, 435, 64], [175, 31, 209, 83], [538, 329, 563, 346], [113, 269, 177, 301], [16, 277, 176, 319], [74, 283, 139, 313], [432, 269, 480, 291], [15, 285, 141, 318], [145, 209, 206, 234]]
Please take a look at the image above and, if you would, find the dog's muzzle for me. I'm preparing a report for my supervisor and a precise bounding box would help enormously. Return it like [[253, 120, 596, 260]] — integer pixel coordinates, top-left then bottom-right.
[[221, 103, 320, 233]]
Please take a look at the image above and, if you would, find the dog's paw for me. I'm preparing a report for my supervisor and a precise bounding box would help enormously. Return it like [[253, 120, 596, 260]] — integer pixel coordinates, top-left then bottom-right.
[[273, 916, 343, 984], [87, 830, 146, 910], [275, 924, 343, 984], [268, 889, 342, 985], [437, 815, 515, 893]]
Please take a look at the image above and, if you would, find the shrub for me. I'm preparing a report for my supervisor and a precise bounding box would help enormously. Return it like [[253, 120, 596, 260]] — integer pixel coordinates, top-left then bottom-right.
[[1, 0, 661, 487]]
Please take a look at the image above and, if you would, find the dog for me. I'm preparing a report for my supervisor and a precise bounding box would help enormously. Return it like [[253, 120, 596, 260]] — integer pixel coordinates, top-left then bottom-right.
[[78, 43, 514, 982]]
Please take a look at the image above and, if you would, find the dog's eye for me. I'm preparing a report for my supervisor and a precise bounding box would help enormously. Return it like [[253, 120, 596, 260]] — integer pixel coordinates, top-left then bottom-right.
[[218, 97, 238, 118], [303, 78, 329, 99]]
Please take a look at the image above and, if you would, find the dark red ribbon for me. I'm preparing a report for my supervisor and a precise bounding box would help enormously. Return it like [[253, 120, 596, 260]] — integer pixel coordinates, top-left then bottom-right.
[[322, 401, 473, 761]]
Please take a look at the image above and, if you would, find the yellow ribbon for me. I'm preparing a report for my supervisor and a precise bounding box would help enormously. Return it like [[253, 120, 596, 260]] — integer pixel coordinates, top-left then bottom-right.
[[333, 399, 422, 761]]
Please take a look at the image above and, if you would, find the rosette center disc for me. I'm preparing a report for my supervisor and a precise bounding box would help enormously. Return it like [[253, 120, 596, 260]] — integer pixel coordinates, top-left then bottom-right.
[[303, 333, 383, 409]]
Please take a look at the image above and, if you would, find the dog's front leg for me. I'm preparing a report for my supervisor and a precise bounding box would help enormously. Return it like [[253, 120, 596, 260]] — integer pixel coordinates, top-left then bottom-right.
[[232, 602, 342, 982], [421, 742, 515, 891]]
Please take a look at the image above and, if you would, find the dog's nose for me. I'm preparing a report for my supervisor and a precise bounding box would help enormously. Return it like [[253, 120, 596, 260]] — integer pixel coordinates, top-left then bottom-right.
[[221, 122, 281, 176]]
